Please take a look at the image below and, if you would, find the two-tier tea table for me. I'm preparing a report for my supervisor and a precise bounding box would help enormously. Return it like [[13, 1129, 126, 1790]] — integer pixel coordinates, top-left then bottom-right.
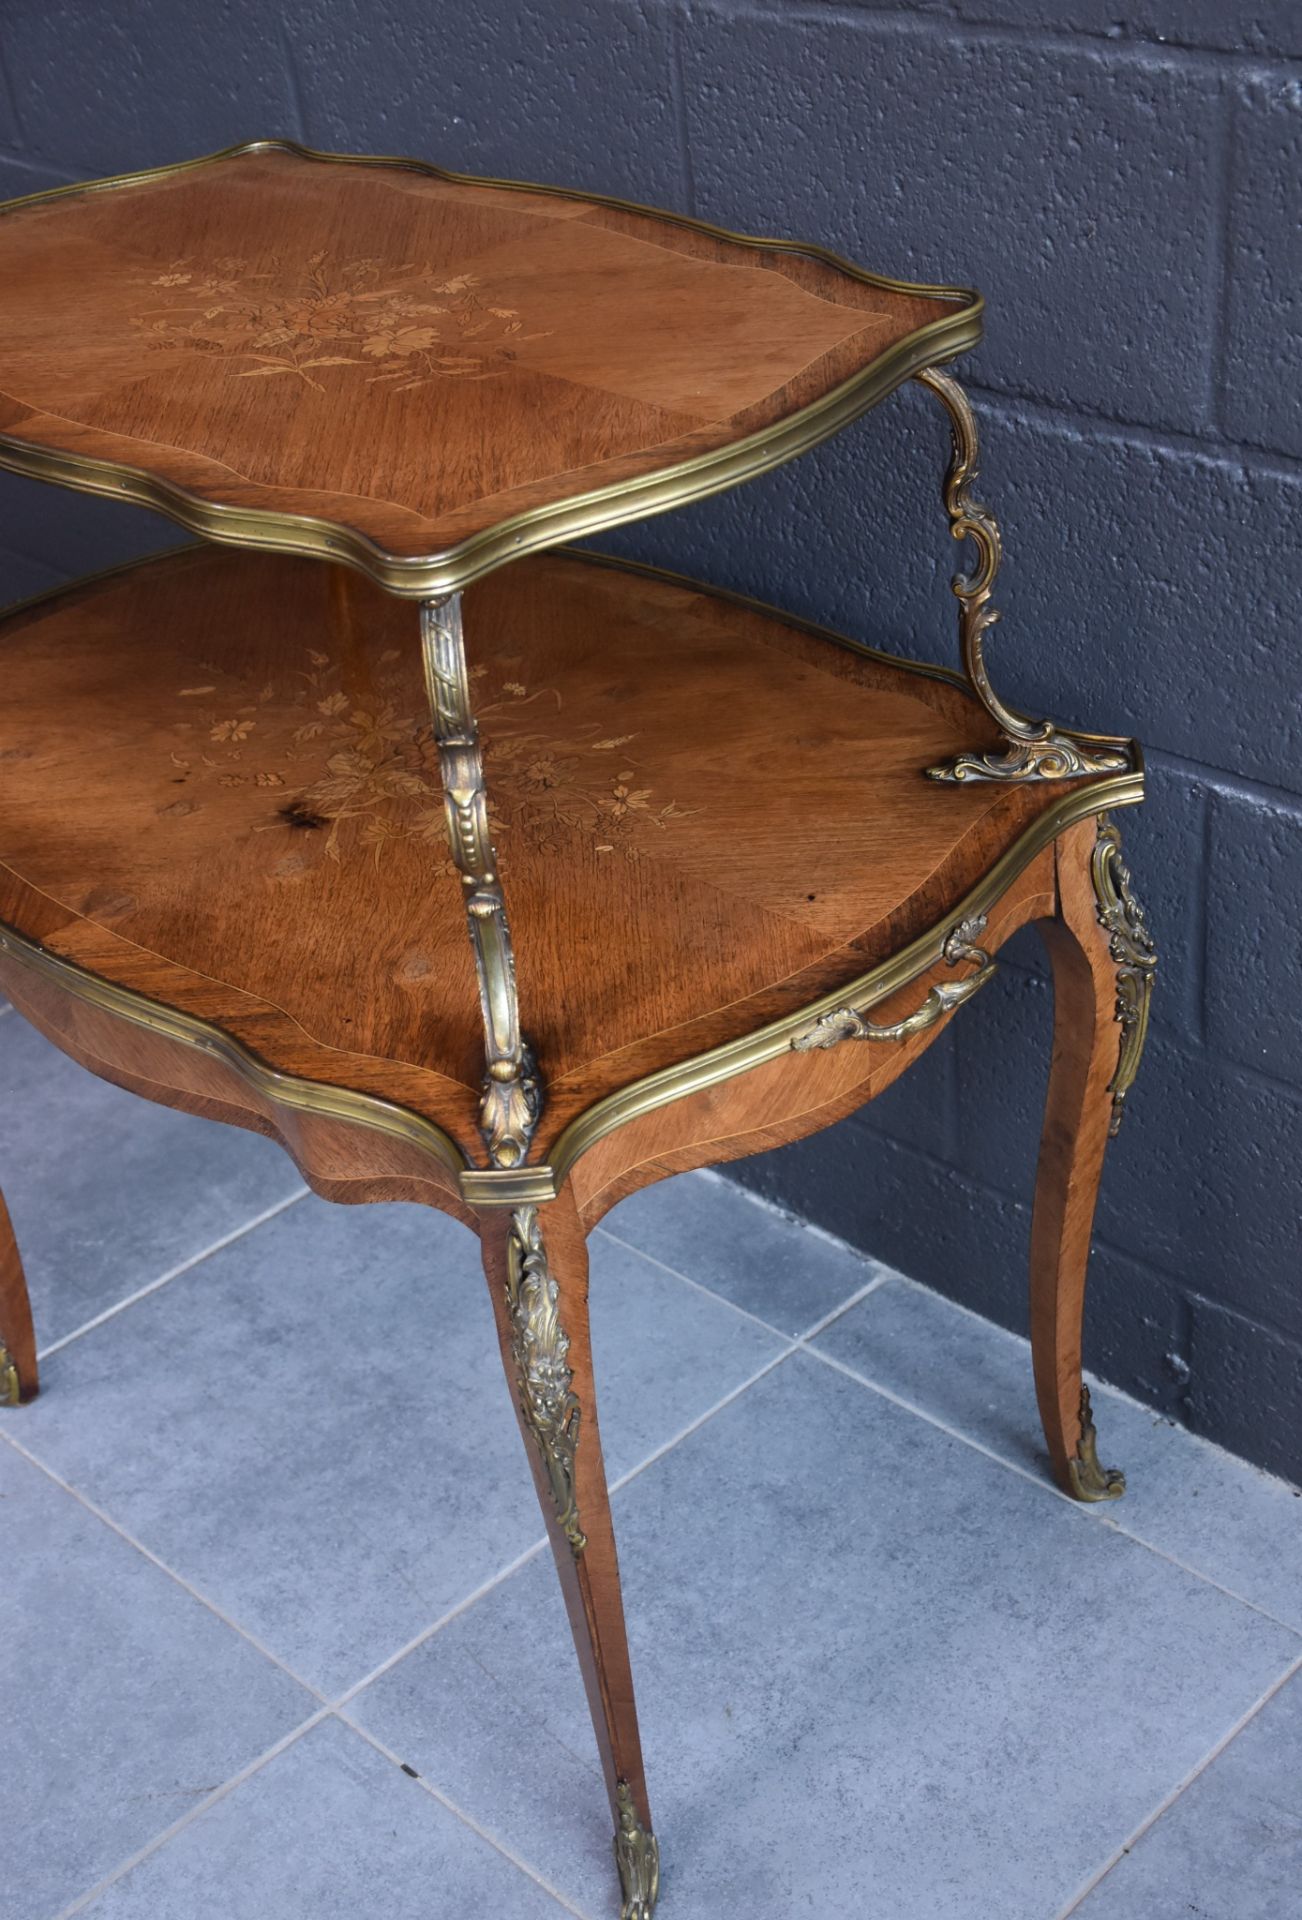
[[0, 142, 1155, 1919]]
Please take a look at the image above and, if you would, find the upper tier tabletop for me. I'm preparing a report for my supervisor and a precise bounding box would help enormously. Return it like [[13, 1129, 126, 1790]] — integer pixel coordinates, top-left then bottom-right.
[[0, 141, 981, 595]]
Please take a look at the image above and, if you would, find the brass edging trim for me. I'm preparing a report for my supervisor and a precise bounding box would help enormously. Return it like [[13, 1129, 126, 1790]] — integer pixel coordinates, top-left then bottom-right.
[[0, 548, 1141, 1209], [0, 763, 1140, 1210], [541, 764, 1145, 1188], [0, 138, 982, 598], [0, 924, 468, 1178], [461, 1167, 558, 1205]]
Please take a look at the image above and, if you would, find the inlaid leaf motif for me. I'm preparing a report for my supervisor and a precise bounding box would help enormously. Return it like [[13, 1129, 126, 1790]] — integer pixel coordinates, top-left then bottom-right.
[[132, 251, 549, 391], [174, 647, 698, 870]]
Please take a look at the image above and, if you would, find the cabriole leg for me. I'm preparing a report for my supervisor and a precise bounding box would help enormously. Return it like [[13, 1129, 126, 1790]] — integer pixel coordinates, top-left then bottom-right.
[[1030, 813, 1155, 1500], [477, 1191, 659, 1920], [0, 1186, 38, 1404]]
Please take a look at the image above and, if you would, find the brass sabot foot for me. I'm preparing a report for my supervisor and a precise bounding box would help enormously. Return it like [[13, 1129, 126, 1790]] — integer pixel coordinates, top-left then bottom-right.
[[0, 1338, 20, 1406], [614, 1782, 660, 1919], [1067, 1386, 1126, 1501]]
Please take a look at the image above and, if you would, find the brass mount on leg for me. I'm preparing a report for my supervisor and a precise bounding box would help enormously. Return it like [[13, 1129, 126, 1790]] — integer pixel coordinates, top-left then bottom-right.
[[505, 1206, 586, 1556], [914, 367, 1130, 785], [421, 593, 542, 1168], [1090, 812, 1158, 1136]]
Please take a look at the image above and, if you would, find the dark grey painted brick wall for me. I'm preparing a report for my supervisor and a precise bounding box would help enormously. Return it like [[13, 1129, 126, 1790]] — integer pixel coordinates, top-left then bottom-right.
[[0, 2, 1297, 1480]]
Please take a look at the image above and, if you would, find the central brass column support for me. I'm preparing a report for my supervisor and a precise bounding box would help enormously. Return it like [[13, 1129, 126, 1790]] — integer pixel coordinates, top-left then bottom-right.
[[421, 593, 542, 1168], [915, 367, 1130, 785]]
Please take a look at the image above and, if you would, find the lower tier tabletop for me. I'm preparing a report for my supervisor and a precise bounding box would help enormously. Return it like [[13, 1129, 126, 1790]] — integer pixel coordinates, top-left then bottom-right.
[[0, 544, 1129, 1169]]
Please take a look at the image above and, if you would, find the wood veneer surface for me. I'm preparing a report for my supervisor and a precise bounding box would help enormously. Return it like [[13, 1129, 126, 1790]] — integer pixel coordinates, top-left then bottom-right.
[[0, 546, 1090, 1154], [0, 144, 963, 569]]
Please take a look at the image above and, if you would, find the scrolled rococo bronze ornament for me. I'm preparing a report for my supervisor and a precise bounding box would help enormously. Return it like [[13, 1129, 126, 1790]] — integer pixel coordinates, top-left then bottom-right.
[[0, 1337, 18, 1407], [1091, 812, 1157, 1135], [505, 1206, 586, 1554], [791, 914, 996, 1051], [421, 593, 542, 1167], [614, 1782, 661, 1920], [915, 367, 1129, 786]]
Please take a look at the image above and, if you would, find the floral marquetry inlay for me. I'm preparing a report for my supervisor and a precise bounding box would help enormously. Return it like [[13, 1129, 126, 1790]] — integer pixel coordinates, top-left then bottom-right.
[[133, 253, 552, 393], [0, 143, 976, 582], [171, 648, 698, 870]]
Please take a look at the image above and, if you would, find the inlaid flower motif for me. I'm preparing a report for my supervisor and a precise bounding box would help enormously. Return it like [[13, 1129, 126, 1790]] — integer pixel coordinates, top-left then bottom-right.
[[133, 250, 551, 393], [605, 779, 653, 822], [174, 650, 697, 870]]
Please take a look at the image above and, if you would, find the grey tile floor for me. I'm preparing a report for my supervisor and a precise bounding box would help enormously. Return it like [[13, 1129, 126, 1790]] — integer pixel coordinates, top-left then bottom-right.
[[3, 1004, 1301, 1920]]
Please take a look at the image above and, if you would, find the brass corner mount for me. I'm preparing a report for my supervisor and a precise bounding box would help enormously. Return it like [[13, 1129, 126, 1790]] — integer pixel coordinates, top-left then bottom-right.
[[914, 367, 1130, 786]]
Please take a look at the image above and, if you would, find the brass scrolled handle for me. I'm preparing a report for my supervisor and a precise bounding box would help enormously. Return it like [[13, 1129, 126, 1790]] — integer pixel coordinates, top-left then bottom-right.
[[791, 916, 996, 1051]]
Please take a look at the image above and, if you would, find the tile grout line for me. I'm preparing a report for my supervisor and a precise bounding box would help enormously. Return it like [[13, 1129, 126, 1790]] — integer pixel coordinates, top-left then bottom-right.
[[331, 1536, 553, 1709], [601, 1272, 890, 1505], [335, 1260, 1293, 1920], [36, 1533, 584, 1920], [854, 1269, 1301, 1503], [596, 1214, 889, 1347], [593, 1222, 796, 1341], [803, 1345, 1302, 1639], [0, 1426, 331, 1702], [5, 1286, 810, 1756], [37, 1186, 311, 1360], [17, 1173, 1296, 1674], [339, 1336, 830, 1707], [335, 1281, 889, 1709], [336, 1711, 593, 1918], [22, 1197, 1293, 1918], [4, 1321, 803, 1784], [605, 1243, 1298, 1627], [37, 1300, 1298, 1920], [608, 1348, 797, 1499], [698, 1162, 878, 1262], [1089, 1513, 1302, 1640], [1050, 1649, 1302, 1920], [48, 1707, 334, 1920], [793, 1271, 892, 1345]]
